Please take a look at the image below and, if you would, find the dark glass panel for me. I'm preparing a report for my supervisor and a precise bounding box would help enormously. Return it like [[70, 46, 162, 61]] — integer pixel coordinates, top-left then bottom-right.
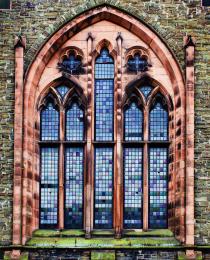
[[66, 103, 84, 141], [94, 147, 113, 229], [149, 147, 168, 228], [124, 147, 143, 229], [65, 147, 83, 229], [41, 102, 59, 141], [124, 102, 143, 141], [56, 85, 69, 99], [0, 0, 10, 9], [150, 102, 168, 141], [127, 54, 148, 72], [40, 147, 58, 227], [202, 0, 210, 6], [139, 86, 153, 99]]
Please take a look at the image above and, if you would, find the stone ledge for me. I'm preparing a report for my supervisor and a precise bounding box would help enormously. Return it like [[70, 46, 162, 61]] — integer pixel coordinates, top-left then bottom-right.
[[26, 236, 180, 249]]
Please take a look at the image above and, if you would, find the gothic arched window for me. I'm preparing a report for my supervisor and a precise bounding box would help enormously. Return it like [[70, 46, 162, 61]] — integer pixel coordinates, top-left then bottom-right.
[[39, 86, 85, 229], [123, 86, 169, 230], [13, 5, 193, 246]]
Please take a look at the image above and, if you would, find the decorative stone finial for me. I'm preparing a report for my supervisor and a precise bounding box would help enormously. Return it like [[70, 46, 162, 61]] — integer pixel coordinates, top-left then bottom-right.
[[87, 32, 94, 41], [116, 32, 123, 42], [184, 35, 195, 48], [14, 35, 26, 49]]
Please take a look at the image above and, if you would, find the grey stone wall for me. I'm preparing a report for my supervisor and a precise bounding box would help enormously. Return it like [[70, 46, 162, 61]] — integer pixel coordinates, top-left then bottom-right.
[[0, 0, 209, 246]]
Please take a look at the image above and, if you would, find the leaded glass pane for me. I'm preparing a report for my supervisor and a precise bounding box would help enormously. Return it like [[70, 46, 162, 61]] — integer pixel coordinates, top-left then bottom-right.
[[95, 80, 114, 141], [95, 49, 114, 141], [65, 147, 83, 229], [95, 49, 114, 79], [94, 147, 113, 229], [41, 102, 59, 141], [56, 85, 69, 99], [124, 103, 143, 141], [149, 147, 168, 228], [139, 86, 153, 99], [40, 147, 58, 227], [66, 103, 84, 141], [124, 148, 143, 229], [127, 54, 148, 72], [61, 55, 82, 74], [150, 102, 168, 141]]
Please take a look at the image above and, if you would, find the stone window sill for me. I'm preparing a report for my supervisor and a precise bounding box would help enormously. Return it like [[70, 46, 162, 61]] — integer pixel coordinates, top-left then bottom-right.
[[27, 229, 180, 248]]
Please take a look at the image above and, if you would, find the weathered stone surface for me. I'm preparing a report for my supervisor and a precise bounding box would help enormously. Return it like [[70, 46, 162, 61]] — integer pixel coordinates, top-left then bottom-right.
[[0, 0, 209, 249]]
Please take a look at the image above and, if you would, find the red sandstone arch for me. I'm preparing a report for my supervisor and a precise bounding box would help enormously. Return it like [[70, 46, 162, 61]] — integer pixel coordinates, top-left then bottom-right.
[[13, 5, 193, 247]]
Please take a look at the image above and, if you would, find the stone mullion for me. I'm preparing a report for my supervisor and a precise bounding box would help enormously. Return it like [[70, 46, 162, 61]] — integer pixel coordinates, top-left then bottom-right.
[[85, 33, 93, 238], [143, 107, 149, 231], [58, 108, 65, 229], [115, 33, 123, 237], [13, 36, 26, 245], [184, 36, 195, 247]]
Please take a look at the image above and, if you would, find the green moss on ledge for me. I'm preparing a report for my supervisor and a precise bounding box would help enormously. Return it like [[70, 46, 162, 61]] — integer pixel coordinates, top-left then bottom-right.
[[92, 230, 115, 236], [27, 236, 180, 249], [123, 229, 174, 237], [33, 229, 85, 237]]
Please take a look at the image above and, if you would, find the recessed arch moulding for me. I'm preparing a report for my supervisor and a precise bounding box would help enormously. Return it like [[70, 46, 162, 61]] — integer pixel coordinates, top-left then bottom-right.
[[14, 5, 189, 245]]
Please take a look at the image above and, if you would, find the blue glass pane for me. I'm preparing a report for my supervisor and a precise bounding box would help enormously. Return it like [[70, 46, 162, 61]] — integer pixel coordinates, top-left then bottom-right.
[[95, 49, 114, 79], [139, 86, 153, 99], [124, 148, 143, 229], [41, 102, 59, 141], [66, 103, 84, 141], [56, 86, 69, 98], [94, 147, 113, 229], [149, 147, 168, 228], [124, 103, 143, 141], [95, 49, 114, 141], [128, 54, 148, 72], [95, 80, 114, 141], [65, 147, 83, 229], [95, 63, 115, 79], [40, 147, 58, 226], [150, 102, 168, 141], [62, 55, 81, 73], [96, 49, 114, 64]]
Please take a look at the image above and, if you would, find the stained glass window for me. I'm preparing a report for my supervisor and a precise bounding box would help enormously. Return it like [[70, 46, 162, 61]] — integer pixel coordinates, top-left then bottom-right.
[[94, 147, 113, 229], [41, 102, 59, 141], [124, 102, 143, 141], [127, 54, 148, 72], [150, 102, 168, 141], [40, 147, 58, 227], [65, 147, 83, 228], [66, 102, 84, 141], [149, 147, 168, 228], [139, 86, 153, 99], [56, 86, 69, 99], [95, 49, 114, 141], [124, 148, 143, 229]]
